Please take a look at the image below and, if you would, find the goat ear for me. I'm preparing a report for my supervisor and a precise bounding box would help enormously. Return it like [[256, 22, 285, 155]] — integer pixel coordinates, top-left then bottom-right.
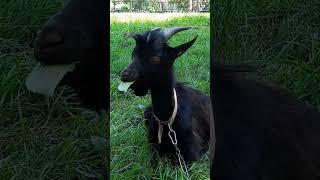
[[172, 35, 198, 59]]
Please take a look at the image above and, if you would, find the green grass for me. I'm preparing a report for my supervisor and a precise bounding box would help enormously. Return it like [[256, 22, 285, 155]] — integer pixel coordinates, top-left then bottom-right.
[[0, 1, 107, 179], [110, 14, 210, 179], [212, 0, 320, 108]]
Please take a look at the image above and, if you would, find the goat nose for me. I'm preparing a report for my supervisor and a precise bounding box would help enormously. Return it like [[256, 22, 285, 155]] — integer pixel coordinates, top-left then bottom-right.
[[36, 28, 64, 49], [122, 70, 130, 76], [121, 70, 130, 79], [121, 69, 136, 82]]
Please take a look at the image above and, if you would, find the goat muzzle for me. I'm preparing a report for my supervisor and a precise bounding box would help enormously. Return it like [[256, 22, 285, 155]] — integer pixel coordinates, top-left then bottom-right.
[[120, 65, 139, 82]]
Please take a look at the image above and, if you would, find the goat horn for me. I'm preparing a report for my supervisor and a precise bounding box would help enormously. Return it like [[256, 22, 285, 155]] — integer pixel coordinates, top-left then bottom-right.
[[163, 26, 194, 42], [150, 27, 161, 31]]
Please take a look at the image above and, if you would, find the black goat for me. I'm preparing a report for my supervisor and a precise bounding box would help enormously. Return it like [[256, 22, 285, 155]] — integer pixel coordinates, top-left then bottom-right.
[[33, 0, 107, 111], [211, 63, 320, 180], [120, 27, 211, 163]]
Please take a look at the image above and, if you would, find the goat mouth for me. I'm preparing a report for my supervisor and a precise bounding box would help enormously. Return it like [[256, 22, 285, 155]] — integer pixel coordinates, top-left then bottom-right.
[[129, 79, 149, 97], [118, 81, 134, 92], [118, 79, 148, 96], [34, 48, 81, 65], [36, 44, 64, 53], [25, 62, 77, 96]]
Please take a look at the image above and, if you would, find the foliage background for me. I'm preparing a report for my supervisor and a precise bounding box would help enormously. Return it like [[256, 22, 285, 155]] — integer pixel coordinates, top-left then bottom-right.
[[111, 0, 209, 12]]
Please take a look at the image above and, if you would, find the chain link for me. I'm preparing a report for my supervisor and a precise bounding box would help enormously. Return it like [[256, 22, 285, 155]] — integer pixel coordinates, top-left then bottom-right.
[[168, 124, 191, 180]]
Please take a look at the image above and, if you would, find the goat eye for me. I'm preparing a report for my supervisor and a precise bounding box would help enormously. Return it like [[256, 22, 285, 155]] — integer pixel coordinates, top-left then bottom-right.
[[151, 56, 160, 64]]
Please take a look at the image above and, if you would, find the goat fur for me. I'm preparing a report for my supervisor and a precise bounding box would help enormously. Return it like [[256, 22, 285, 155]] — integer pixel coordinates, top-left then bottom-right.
[[211, 63, 320, 180]]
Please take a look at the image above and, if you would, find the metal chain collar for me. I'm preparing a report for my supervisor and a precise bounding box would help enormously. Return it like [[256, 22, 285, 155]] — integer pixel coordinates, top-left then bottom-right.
[[153, 88, 191, 179], [168, 124, 190, 180]]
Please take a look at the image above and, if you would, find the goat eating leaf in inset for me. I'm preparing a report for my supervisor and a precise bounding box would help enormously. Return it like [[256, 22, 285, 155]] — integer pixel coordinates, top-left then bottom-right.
[[26, 0, 107, 111], [120, 27, 211, 163]]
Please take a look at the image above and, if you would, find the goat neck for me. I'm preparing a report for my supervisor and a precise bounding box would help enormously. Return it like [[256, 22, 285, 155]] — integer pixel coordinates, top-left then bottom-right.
[[149, 70, 176, 122]]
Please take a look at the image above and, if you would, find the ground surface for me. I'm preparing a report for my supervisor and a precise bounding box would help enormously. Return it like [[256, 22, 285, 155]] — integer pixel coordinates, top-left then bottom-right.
[[0, 1, 107, 179], [110, 13, 210, 179]]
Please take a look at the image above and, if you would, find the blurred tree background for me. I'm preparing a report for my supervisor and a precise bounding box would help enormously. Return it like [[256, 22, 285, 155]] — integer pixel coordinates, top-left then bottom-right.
[[110, 0, 209, 12]]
